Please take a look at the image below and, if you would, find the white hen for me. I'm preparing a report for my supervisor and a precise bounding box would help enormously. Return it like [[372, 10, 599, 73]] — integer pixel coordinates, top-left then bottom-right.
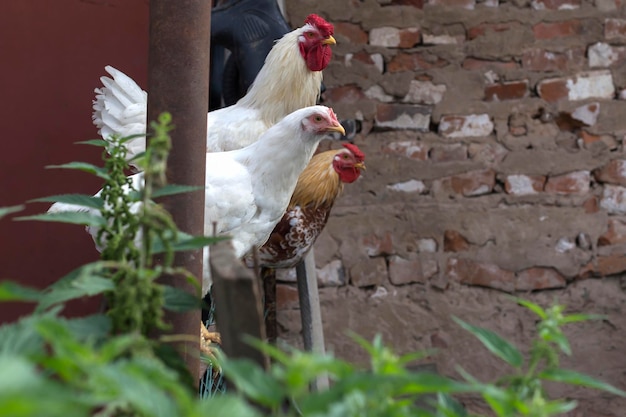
[[92, 14, 335, 167], [49, 105, 345, 294]]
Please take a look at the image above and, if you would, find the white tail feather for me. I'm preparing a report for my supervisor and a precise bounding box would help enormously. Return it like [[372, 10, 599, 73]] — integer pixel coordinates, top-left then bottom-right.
[[92, 66, 147, 167]]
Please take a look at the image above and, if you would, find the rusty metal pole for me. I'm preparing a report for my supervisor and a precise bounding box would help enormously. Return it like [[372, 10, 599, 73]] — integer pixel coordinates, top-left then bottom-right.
[[147, 0, 210, 381]]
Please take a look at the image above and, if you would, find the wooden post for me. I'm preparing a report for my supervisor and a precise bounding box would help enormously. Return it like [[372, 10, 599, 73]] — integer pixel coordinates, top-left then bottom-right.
[[210, 240, 269, 369], [147, 0, 210, 382], [295, 247, 329, 390]]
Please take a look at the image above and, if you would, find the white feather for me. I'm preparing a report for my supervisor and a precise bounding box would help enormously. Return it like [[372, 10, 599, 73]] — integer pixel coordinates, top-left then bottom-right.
[[51, 106, 339, 295], [91, 22, 324, 164]]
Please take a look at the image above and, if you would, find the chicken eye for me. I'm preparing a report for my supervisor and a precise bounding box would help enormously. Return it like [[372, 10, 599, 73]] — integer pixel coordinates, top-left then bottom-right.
[[306, 31, 315, 38], [342, 154, 349, 159], [314, 116, 323, 122]]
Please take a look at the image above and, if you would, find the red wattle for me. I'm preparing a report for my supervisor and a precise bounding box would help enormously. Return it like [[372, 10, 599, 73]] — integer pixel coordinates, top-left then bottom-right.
[[305, 44, 332, 72], [338, 167, 361, 184]]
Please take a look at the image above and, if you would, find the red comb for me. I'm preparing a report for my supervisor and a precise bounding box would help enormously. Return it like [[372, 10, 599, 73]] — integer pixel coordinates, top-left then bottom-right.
[[342, 143, 365, 161], [305, 14, 334, 38]]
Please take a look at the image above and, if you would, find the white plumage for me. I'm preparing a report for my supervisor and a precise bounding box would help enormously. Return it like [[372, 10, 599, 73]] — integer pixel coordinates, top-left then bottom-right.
[[50, 106, 345, 294], [92, 16, 334, 166]]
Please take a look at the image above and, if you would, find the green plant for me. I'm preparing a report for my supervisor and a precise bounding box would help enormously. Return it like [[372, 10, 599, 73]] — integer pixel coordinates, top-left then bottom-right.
[[208, 299, 625, 417], [0, 114, 229, 416], [1, 115, 624, 417], [450, 299, 625, 416]]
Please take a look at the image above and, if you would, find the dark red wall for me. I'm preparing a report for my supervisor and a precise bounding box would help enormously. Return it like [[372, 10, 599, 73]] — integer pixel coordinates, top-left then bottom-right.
[[0, 0, 149, 322]]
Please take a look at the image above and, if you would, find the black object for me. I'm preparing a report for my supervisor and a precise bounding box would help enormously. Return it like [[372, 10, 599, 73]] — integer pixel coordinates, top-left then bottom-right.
[[210, 0, 291, 108]]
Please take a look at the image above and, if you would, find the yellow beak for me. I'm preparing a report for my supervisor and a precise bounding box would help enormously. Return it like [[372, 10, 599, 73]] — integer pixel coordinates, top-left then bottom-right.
[[354, 162, 366, 170], [327, 124, 346, 136], [322, 35, 336, 45]]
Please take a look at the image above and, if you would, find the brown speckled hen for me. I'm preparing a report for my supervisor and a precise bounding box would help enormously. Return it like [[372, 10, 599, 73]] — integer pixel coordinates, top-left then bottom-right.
[[254, 143, 365, 341]]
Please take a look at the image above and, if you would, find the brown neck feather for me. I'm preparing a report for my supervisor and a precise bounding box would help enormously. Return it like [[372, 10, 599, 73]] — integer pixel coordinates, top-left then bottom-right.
[[288, 149, 343, 209]]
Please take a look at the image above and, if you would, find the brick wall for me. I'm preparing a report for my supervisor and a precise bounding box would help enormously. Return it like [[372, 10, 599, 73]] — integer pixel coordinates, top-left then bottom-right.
[[282, 1, 626, 295]]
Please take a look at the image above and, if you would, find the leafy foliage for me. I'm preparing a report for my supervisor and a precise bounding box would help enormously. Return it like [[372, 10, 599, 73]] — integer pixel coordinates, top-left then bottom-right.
[[1, 114, 624, 417]]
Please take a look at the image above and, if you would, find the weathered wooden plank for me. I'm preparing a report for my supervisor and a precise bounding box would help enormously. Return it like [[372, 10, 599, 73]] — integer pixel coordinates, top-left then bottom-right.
[[210, 241, 268, 369]]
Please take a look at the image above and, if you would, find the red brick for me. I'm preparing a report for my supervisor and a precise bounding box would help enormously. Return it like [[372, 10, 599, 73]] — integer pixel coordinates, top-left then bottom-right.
[[429, 144, 467, 162], [388, 255, 438, 285], [597, 254, 626, 276], [522, 49, 564, 72], [447, 258, 516, 292], [605, 18, 626, 41], [516, 268, 567, 290], [276, 284, 299, 310], [443, 230, 470, 252], [325, 85, 366, 103], [484, 80, 529, 101], [399, 28, 422, 48], [376, 103, 432, 130], [467, 22, 521, 40], [381, 140, 429, 160], [598, 219, 626, 246], [593, 160, 626, 186], [449, 169, 496, 197], [533, 20, 582, 40], [504, 175, 546, 195], [462, 58, 518, 71], [388, 52, 449, 72], [580, 130, 601, 146], [538, 71, 615, 102], [350, 51, 378, 66], [536, 78, 569, 102], [350, 258, 387, 287], [583, 196, 599, 213], [544, 171, 590, 195], [427, 0, 475, 8], [334, 22, 368, 44], [422, 33, 465, 45], [362, 232, 394, 256], [531, 0, 580, 9], [439, 114, 493, 138], [370, 27, 421, 48]]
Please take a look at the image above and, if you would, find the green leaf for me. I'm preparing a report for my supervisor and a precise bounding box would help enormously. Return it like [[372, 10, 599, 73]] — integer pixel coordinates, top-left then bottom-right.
[[0, 281, 40, 302], [0, 317, 44, 356], [30, 194, 104, 210], [561, 313, 606, 324], [64, 314, 111, 340], [0, 205, 24, 220], [152, 184, 205, 199], [540, 368, 626, 397], [75, 139, 108, 147], [162, 285, 201, 312], [152, 232, 227, 254], [398, 372, 474, 395], [219, 358, 285, 407], [436, 393, 469, 417], [453, 317, 523, 368], [16, 211, 106, 227], [46, 161, 110, 180], [514, 298, 547, 319], [540, 399, 578, 415], [36, 263, 113, 312], [195, 395, 261, 417]]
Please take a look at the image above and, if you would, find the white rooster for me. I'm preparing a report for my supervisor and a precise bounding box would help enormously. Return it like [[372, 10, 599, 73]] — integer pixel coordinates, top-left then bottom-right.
[[92, 14, 335, 165], [49, 106, 345, 294]]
